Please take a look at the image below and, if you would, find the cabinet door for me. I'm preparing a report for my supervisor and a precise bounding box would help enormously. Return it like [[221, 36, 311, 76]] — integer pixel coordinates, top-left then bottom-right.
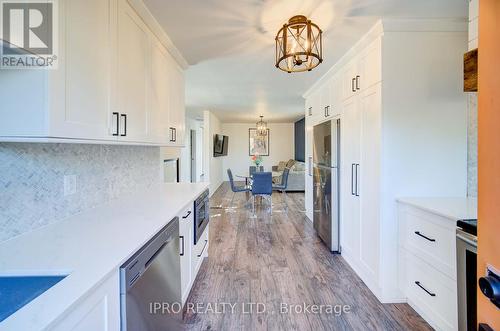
[[168, 58, 186, 146], [359, 84, 381, 278], [328, 76, 341, 118], [150, 40, 171, 144], [340, 96, 361, 258], [305, 119, 314, 221], [50, 0, 114, 140], [117, 0, 150, 142], [319, 81, 331, 119], [358, 38, 382, 92], [50, 272, 120, 331], [179, 205, 193, 304], [342, 59, 359, 101]]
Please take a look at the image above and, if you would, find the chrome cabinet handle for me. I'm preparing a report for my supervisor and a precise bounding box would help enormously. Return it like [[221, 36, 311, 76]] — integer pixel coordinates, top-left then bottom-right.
[[414, 231, 436, 242], [415, 281, 436, 297], [352, 78, 356, 92], [356, 75, 360, 90]]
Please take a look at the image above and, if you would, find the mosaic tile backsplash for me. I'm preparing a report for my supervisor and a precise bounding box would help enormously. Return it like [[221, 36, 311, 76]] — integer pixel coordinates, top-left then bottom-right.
[[0, 143, 161, 242]]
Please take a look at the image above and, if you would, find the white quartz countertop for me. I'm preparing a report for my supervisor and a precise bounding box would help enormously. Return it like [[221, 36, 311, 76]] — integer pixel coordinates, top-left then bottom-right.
[[0, 182, 209, 331], [397, 197, 477, 221]]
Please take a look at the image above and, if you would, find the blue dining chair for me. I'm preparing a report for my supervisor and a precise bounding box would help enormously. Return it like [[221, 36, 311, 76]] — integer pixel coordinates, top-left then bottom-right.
[[227, 169, 250, 212], [272, 167, 291, 210], [251, 172, 273, 216]]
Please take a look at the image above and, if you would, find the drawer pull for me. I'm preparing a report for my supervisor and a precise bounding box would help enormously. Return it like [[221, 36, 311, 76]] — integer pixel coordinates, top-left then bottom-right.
[[415, 281, 436, 297], [414, 231, 436, 242], [197, 239, 208, 258]]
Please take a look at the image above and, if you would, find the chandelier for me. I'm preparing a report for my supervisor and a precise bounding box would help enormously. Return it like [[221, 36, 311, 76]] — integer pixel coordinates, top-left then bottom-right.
[[256, 116, 268, 137], [275, 15, 323, 73]]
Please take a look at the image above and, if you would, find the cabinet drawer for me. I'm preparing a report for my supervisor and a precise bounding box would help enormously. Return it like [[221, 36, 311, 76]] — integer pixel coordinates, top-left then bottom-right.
[[402, 251, 457, 331], [399, 206, 456, 278], [191, 227, 208, 277]]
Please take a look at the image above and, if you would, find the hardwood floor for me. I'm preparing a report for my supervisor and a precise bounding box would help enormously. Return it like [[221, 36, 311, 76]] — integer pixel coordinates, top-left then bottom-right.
[[183, 183, 431, 331]]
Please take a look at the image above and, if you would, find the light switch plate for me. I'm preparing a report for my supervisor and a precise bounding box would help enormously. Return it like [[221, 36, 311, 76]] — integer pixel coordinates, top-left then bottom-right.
[[63, 175, 77, 196]]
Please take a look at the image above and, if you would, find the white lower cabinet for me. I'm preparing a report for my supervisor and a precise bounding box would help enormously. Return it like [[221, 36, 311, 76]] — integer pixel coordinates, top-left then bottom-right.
[[50, 272, 120, 331], [179, 205, 194, 304], [178, 201, 209, 306], [398, 202, 458, 330], [192, 227, 209, 277]]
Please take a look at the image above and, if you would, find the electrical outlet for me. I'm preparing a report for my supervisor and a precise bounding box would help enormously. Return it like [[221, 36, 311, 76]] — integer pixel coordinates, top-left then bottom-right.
[[63, 175, 77, 196]]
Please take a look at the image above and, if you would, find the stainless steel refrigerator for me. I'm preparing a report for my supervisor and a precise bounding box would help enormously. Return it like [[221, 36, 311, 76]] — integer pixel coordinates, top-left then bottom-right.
[[313, 119, 340, 252]]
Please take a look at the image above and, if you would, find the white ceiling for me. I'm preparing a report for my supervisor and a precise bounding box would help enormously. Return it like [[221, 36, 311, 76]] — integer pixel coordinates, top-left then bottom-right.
[[144, 0, 467, 123]]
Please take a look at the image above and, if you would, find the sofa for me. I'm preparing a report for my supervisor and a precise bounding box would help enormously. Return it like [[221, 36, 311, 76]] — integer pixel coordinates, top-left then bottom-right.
[[272, 159, 305, 192]]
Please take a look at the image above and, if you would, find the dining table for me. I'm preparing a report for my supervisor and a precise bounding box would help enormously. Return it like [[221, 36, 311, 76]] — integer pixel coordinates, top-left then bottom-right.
[[236, 171, 282, 186]]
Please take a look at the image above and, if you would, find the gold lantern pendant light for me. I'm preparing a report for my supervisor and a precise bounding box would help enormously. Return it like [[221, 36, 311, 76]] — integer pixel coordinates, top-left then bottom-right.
[[275, 15, 323, 73], [256, 116, 268, 137]]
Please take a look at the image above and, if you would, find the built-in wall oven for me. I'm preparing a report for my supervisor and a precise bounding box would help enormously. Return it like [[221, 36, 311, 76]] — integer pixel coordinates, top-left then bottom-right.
[[194, 189, 210, 245], [456, 219, 477, 331]]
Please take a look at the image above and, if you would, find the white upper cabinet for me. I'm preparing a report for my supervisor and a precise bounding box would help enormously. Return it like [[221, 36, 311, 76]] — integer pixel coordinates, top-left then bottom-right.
[[117, 0, 150, 142], [341, 58, 359, 101], [167, 57, 186, 146], [150, 41, 171, 144], [0, 0, 187, 146], [50, 0, 115, 140], [357, 38, 382, 91]]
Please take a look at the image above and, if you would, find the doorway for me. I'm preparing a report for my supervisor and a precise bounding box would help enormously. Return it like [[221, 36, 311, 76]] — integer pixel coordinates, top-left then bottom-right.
[[190, 129, 197, 183]]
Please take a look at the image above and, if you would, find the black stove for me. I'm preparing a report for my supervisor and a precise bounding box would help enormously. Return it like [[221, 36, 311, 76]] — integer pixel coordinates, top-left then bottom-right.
[[457, 219, 477, 236]]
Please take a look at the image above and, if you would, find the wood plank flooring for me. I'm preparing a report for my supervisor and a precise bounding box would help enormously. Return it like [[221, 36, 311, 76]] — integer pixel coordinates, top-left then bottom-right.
[[182, 183, 431, 331]]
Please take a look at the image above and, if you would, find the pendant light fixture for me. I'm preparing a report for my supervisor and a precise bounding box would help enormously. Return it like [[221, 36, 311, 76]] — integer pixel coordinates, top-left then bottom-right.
[[256, 116, 268, 137], [275, 15, 323, 73]]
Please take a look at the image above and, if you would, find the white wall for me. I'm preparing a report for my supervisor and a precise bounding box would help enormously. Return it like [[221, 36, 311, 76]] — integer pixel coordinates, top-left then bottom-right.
[[221, 123, 294, 181], [203, 111, 223, 195]]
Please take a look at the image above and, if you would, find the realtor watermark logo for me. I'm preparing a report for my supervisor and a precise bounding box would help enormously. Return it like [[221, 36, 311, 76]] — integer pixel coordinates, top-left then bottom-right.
[[0, 0, 58, 69]]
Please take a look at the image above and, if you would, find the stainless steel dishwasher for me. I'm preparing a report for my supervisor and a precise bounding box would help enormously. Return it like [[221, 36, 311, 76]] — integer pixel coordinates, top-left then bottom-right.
[[120, 218, 182, 331]]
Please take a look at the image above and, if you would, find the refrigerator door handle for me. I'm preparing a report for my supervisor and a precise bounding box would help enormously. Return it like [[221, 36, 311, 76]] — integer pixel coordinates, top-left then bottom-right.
[[355, 164, 360, 197], [351, 163, 355, 195]]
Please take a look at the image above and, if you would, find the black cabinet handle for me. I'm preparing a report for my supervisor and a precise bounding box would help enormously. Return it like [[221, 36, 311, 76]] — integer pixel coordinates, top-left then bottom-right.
[[197, 239, 208, 258], [169, 127, 175, 142], [120, 114, 127, 136], [308, 107, 312, 116], [352, 78, 356, 92], [356, 75, 360, 90], [351, 163, 355, 196], [112, 112, 119, 136], [180, 236, 185, 256], [182, 210, 192, 219], [355, 164, 360, 197], [414, 231, 436, 242], [415, 281, 436, 297]]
